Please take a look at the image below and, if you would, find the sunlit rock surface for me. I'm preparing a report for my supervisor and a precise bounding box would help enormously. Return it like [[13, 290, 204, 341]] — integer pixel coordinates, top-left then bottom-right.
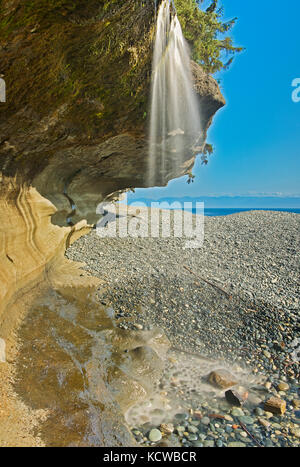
[[0, 176, 95, 332]]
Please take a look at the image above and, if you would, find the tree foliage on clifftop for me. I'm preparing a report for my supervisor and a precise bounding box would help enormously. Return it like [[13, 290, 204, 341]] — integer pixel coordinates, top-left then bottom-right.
[[174, 0, 243, 73]]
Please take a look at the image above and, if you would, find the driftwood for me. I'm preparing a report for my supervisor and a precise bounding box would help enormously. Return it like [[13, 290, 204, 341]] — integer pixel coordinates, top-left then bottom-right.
[[208, 413, 226, 420], [240, 422, 264, 448], [183, 265, 232, 300]]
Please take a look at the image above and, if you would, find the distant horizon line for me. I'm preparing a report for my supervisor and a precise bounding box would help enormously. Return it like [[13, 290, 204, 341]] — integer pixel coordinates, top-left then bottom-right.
[[128, 194, 300, 199], [124, 194, 300, 209]]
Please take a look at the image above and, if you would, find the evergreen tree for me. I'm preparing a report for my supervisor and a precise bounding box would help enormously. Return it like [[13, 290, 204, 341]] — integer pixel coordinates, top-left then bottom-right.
[[174, 0, 243, 73]]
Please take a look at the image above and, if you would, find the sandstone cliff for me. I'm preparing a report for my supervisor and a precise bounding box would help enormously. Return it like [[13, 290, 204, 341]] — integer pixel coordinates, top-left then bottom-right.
[[0, 0, 225, 224], [0, 0, 225, 446]]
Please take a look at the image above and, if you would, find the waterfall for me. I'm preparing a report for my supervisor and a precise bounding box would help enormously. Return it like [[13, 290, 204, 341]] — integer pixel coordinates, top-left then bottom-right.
[[148, 0, 202, 186]]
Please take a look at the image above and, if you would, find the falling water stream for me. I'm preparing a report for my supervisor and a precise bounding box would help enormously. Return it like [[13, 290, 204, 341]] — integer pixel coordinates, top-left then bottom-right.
[[148, 0, 202, 185]]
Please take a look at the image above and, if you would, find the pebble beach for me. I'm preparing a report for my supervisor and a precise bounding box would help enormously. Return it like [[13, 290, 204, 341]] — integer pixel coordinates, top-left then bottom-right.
[[66, 209, 300, 447]]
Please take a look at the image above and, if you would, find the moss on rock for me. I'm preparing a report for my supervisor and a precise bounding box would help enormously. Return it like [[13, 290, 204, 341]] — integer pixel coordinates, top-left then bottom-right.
[[0, 0, 156, 177]]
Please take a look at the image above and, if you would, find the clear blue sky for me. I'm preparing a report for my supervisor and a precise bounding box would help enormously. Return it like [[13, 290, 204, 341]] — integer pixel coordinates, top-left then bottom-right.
[[130, 0, 300, 203]]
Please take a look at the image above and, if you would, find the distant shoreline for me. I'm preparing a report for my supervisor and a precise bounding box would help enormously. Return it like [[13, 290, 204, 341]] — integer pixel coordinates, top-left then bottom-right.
[[124, 196, 300, 217], [202, 207, 300, 217], [118, 201, 300, 217]]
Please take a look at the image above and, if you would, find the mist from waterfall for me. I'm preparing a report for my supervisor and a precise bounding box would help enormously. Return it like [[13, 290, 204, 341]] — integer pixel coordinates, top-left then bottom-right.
[[148, 0, 202, 186]]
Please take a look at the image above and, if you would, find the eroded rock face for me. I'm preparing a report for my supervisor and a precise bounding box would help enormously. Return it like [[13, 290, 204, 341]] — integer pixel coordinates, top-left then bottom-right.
[[0, 2, 225, 445], [0, 175, 96, 334], [0, 0, 225, 224]]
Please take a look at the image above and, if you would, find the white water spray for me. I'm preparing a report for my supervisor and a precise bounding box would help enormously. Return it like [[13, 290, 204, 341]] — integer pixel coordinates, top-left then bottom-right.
[[148, 0, 202, 185]]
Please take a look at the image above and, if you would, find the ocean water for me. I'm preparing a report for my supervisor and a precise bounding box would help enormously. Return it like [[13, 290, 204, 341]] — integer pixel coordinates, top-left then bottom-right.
[[124, 197, 300, 217], [202, 208, 300, 217]]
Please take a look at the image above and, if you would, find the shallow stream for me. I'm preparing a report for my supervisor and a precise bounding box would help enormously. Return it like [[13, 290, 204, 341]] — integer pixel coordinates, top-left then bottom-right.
[[13, 286, 169, 446], [12, 285, 259, 446]]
